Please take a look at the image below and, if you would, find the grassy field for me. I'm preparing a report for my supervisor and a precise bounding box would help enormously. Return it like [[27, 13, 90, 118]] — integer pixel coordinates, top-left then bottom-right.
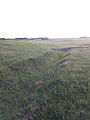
[[0, 39, 90, 120]]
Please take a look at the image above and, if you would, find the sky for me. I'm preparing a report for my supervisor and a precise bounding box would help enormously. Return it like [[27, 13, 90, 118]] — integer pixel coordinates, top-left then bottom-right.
[[0, 0, 90, 38]]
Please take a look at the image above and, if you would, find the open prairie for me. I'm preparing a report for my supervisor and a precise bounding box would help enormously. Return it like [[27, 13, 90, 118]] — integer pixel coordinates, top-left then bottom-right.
[[0, 38, 90, 120]]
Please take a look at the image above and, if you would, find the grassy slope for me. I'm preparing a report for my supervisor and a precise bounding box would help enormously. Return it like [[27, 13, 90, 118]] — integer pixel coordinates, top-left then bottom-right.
[[33, 47, 90, 120], [0, 39, 90, 120]]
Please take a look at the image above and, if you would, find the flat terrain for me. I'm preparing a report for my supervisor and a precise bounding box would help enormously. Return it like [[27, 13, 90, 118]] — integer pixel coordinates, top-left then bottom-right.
[[0, 38, 90, 120]]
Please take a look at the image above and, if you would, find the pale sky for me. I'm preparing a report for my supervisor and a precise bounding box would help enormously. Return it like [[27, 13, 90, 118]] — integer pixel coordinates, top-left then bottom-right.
[[0, 0, 90, 38]]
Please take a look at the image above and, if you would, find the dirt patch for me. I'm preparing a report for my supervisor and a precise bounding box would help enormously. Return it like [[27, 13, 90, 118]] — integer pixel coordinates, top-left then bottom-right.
[[35, 81, 44, 85], [59, 61, 68, 68], [52, 47, 71, 51], [52, 46, 90, 52], [57, 59, 69, 68], [22, 80, 60, 120], [81, 44, 90, 47], [22, 95, 48, 120]]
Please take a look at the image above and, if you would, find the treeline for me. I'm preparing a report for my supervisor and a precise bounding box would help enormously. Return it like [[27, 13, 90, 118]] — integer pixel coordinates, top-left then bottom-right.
[[0, 37, 48, 40]]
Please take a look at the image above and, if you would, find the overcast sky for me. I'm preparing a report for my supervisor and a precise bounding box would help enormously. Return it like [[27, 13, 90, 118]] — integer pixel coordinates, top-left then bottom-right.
[[0, 0, 90, 38]]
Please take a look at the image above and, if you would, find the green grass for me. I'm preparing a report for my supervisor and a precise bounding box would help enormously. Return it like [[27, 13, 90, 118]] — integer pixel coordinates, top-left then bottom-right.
[[0, 39, 90, 120], [33, 47, 90, 120]]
